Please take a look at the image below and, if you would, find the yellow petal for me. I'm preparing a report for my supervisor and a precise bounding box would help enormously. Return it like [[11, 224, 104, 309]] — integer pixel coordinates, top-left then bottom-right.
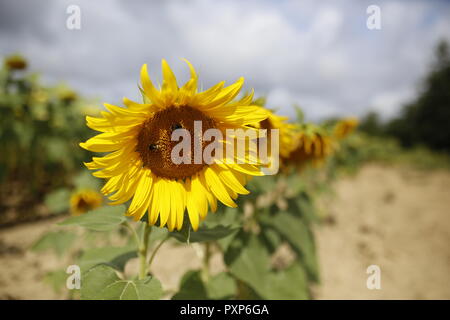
[[140, 64, 164, 106], [203, 167, 236, 208], [202, 77, 244, 109], [213, 165, 249, 195], [126, 170, 152, 217], [161, 59, 178, 102], [158, 179, 170, 228]]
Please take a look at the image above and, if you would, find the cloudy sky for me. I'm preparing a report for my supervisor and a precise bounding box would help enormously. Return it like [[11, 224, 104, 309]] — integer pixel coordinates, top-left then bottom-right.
[[1, 0, 449, 120]]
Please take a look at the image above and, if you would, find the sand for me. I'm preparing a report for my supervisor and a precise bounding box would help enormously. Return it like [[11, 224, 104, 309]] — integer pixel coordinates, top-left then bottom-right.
[[0, 164, 449, 299]]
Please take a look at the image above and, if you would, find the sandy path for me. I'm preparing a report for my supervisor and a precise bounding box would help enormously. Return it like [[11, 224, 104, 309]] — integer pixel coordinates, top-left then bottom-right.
[[0, 164, 449, 299], [314, 164, 450, 299]]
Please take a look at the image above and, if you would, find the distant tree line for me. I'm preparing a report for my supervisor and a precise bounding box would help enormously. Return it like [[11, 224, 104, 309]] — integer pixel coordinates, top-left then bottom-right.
[[359, 41, 450, 153]]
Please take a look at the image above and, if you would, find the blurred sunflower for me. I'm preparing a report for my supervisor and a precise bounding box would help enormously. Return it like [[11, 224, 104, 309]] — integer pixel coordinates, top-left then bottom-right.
[[258, 110, 297, 159], [334, 117, 358, 139], [70, 189, 103, 216], [4, 54, 27, 70], [80, 60, 267, 231], [59, 89, 78, 104], [283, 124, 334, 170]]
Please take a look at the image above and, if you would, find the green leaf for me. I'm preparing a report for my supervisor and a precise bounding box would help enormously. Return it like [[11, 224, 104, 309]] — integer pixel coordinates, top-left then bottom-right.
[[286, 174, 306, 196], [171, 270, 208, 300], [46, 137, 70, 164], [31, 231, 76, 256], [246, 175, 276, 194], [225, 234, 270, 298], [44, 270, 68, 293], [235, 279, 262, 299], [148, 225, 169, 245], [293, 104, 305, 123], [224, 231, 311, 299], [44, 188, 71, 214], [203, 207, 240, 228], [81, 265, 163, 300], [297, 197, 318, 224], [78, 246, 137, 272], [58, 205, 126, 231], [207, 272, 237, 300], [288, 192, 319, 224], [264, 211, 319, 282], [171, 220, 238, 244], [73, 170, 101, 190], [265, 263, 309, 300], [216, 228, 239, 253], [172, 271, 237, 300], [260, 227, 282, 253]]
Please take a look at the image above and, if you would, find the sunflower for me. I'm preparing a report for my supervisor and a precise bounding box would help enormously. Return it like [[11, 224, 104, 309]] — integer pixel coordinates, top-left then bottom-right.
[[70, 189, 103, 216], [4, 54, 27, 70], [59, 89, 78, 104], [258, 109, 297, 159], [80, 60, 268, 231], [333, 117, 358, 139], [283, 124, 334, 170]]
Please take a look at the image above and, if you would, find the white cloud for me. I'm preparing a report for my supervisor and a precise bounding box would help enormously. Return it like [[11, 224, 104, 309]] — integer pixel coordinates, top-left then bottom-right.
[[0, 0, 449, 120], [370, 87, 416, 120]]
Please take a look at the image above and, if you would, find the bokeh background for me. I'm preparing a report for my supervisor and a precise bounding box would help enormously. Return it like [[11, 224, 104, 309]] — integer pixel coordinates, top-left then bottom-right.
[[0, 0, 449, 299], [2, 0, 450, 120]]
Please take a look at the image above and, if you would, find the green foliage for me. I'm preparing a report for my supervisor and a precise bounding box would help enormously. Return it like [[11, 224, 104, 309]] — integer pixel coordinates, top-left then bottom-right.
[[78, 246, 138, 272], [0, 56, 96, 219], [358, 111, 383, 136], [5, 57, 335, 301], [387, 41, 450, 152], [225, 234, 271, 298], [359, 41, 450, 153], [58, 205, 126, 231], [206, 272, 238, 299], [264, 262, 309, 300], [44, 188, 71, 214], [73, 170, 102, 191], [172, 270, 208, 300], [173, 271, 236, 300], [171, 217, 239, 244], [262, 211, 319, 282], [43, 270, 69, 294], [223, 232, 311, 299], [81, 265, 163, 300], [31, 231, 77, 257], [330, 132, 450, 173]]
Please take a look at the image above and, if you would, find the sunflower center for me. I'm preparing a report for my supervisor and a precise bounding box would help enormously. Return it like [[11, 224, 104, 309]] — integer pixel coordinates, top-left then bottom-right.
[[76, 197, 94, 212], [136, 105, 216, 179]]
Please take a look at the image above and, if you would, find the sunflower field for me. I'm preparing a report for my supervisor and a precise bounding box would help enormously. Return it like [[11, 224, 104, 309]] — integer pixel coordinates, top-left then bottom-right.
[[0, 55, 100, 226], [0, 55, 367, 300]]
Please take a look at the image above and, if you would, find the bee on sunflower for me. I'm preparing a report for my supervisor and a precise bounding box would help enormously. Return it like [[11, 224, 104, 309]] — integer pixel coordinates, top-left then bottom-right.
[[70, 189, 103, 216], [283, 123, 335, 170], [80, 60, 268, 231]]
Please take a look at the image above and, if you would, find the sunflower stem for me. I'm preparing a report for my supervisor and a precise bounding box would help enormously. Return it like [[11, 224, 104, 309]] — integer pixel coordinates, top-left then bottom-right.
[[201, 242, 211, 283], [148, 234, 169, 270], [123, 220, 141, 250], [138, 223, 152, 280]]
